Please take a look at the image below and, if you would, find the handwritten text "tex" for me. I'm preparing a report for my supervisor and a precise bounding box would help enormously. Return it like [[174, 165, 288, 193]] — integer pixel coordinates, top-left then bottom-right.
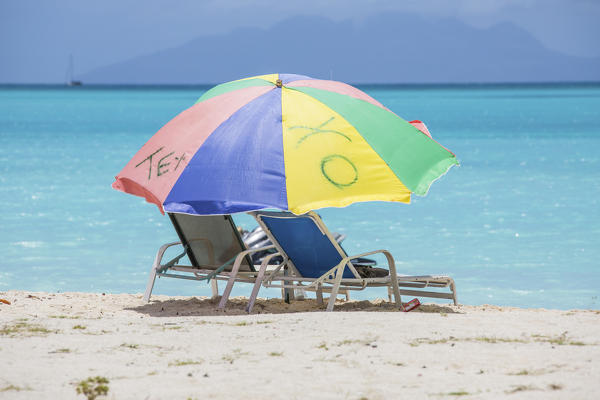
[[135, 147, 187, 180]]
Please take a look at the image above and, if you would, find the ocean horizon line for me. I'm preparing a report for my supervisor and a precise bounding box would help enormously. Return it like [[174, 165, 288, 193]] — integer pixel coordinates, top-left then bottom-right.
[[1, 80, 600, 90]]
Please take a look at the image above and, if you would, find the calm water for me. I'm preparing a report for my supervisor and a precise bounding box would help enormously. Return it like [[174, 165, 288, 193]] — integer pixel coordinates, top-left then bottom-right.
[[1, 83, 599, 309]]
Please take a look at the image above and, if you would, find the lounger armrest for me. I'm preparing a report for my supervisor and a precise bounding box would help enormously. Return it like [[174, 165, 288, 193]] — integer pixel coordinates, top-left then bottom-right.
[[341, 249, 396, 279], [235, 245, 277, 261], [152, 241, 184, 272], [299, 250, 396, 290], [341, 249, 403, 310], [262, 253, 288, 283], [344, 249, 394, 263], [234, 245, 278, 271], [203, 245, 277, 282], [216, 245, 277, 309]]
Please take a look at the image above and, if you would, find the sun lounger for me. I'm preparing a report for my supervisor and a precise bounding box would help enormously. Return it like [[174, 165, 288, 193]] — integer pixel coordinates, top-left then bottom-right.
[[241, 225, 376, 266], [235, 211, 457, 312], [143, 213, 279, 307]]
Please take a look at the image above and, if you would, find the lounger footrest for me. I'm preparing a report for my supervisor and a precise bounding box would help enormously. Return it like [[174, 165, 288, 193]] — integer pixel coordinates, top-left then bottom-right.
[[396, 289, 456, 300]]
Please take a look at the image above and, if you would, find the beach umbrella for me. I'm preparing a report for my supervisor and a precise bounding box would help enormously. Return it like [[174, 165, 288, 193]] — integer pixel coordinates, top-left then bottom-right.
[[113, 74, 458, 215]]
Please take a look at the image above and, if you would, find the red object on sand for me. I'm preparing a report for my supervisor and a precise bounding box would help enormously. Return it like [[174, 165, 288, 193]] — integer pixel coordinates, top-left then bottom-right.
[[403, 298, 420, 312]]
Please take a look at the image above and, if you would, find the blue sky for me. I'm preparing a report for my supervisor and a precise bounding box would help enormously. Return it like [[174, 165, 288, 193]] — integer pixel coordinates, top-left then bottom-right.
[[1, 0, 599, 83]]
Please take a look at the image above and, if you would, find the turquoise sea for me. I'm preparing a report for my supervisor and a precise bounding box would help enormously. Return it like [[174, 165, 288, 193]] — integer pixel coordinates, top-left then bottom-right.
[[1, 83, 599, 310]]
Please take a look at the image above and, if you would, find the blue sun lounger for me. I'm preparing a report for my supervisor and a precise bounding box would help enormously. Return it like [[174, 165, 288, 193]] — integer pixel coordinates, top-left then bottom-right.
[[231, 211, 457, 312]]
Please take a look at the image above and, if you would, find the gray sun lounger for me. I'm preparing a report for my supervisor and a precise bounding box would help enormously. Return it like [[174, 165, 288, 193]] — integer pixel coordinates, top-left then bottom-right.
[[143, 213, 278, 307], [230, 211, 457, 312]]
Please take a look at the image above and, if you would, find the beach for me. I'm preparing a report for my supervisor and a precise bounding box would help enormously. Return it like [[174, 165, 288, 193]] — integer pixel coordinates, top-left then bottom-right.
[[2, 84, 599, 309], [1, 291, 599, 399], [3, 2, 600, 397], [1, 83, 599, 399]]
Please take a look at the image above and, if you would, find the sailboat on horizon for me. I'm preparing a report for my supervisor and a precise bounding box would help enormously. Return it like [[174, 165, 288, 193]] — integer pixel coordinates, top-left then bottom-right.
[[66, 54, 82, 86]]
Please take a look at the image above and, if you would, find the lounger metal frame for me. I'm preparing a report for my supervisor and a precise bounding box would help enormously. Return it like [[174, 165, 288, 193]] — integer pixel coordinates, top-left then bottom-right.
[[143, 213, 283, 308], [143, 240, 277, 303], [234, 211, 457, 312]]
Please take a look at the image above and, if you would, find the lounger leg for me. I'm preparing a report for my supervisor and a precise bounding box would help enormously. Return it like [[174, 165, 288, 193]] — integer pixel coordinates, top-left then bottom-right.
[[326, 265, 345, 312], [384, 252, 402, 310], [283, 268, 294, 303], [316, 283, 324, 307], [143, 267, 158, 302], [451, 281, 458, 305], [282, 267, 289, 302], [211, 279, 219, 299], [246, 261, 269, 313], [143, 242, 181, 303], [217, 255, 244, 309]]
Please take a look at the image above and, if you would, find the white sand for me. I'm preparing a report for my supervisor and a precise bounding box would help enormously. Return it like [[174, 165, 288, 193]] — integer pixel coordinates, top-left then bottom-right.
[[1, 291, 599, 399]]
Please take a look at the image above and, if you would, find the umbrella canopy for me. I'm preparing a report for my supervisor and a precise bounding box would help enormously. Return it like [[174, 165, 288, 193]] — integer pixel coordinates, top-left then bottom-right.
[[113, 73, 458, 215]]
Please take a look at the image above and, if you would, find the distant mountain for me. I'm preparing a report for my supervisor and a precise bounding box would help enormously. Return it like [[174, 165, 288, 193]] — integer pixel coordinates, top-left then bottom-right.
[[81, 13, 600, 84]]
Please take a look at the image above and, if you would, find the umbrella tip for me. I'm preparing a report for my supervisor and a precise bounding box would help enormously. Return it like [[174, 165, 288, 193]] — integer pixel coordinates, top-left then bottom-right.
[[275, 79, 283, 88]]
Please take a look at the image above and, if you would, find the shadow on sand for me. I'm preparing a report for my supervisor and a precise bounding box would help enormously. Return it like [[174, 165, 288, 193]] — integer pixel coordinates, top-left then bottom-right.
[[127, 296, 461, 317]]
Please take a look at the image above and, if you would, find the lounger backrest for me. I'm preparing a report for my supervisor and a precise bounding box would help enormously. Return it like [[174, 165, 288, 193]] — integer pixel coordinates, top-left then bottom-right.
[[257, 212, 354, 279], [168, 213, 253, 272]]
